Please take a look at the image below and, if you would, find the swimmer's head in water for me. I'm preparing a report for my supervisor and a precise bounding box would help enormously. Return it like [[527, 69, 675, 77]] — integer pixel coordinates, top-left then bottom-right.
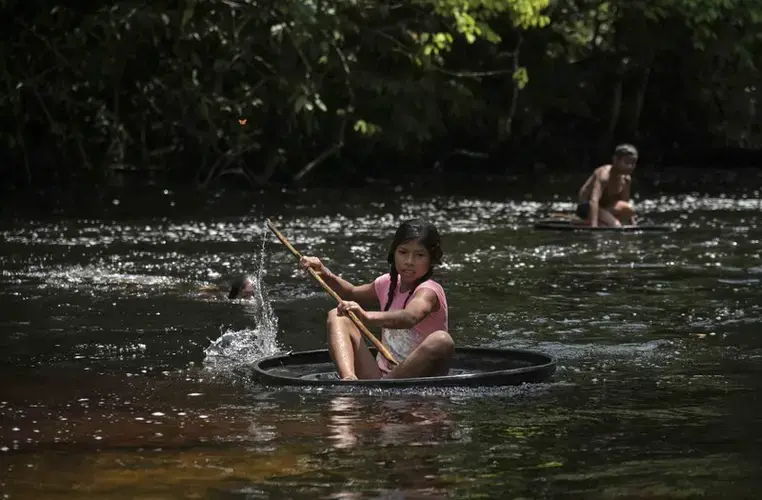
[[228, 274, 254, 299]]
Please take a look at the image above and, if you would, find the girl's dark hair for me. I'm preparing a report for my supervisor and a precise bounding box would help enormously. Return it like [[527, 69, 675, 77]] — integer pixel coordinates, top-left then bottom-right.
[[383, 219, 443, 311], [228, 274, 250, 300]]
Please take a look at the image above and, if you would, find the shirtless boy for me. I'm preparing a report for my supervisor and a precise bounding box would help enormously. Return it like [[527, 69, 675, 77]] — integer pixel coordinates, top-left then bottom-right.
[[576, 143, 638, 227]]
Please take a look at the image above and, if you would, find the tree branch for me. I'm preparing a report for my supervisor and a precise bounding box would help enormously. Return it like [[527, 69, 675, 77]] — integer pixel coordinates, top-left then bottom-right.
[[433, 149, 489, 171], [433, 68, 516, 79], [292, 37, 355, 182]]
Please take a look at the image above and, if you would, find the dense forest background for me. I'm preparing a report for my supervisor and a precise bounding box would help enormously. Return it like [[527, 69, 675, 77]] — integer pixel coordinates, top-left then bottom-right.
[[2, 0, 761, 190]]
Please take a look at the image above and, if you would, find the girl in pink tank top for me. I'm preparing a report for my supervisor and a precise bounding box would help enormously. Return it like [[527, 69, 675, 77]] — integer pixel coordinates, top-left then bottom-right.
[[300, 218, 454, 380], [372, 273, 448, 374]]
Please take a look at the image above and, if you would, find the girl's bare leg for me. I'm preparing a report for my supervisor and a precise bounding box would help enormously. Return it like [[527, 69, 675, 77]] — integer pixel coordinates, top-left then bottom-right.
[[326, 308, 382, 379], [385, 331, 454, 379]]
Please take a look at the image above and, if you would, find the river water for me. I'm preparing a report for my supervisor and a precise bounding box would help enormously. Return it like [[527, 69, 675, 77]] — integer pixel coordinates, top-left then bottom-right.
[[1, 179, 761, 499]]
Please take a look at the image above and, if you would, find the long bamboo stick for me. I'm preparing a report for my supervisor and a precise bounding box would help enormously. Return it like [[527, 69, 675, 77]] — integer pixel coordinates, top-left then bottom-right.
[[265, 219, 398, 366]]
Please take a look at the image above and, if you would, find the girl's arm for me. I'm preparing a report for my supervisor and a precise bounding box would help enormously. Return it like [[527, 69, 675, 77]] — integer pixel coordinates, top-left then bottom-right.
[[301, 256, 379, 306], [363, 288, 440, 329], [324, 271, 377, 304]]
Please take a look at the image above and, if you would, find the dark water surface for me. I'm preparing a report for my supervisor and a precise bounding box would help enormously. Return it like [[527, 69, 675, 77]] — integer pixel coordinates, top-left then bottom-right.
[[1, 183, 761, 499]]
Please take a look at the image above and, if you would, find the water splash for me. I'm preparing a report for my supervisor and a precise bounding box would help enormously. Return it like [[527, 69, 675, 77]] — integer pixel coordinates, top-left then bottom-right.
[[203, 229, 283, 370]]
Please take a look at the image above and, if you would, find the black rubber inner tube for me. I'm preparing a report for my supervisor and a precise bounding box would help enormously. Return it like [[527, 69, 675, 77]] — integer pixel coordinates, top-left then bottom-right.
[[251, 347, 557, 387], [533, 219, 673, 232]]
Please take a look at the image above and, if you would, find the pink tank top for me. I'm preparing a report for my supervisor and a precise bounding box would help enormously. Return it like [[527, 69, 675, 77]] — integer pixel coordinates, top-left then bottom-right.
[[372, 273, 449, 373]]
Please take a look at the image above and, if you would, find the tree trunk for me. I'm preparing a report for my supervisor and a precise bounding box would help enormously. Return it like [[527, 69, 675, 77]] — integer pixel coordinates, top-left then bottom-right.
[[599, 65, 623, 156], [749, 82, 762, 149], [627, 64, 651, 139], [500, 34, 523, 141]]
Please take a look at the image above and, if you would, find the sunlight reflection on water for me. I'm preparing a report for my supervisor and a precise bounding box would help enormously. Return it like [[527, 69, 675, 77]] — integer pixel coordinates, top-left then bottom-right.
[[1, 190, 761, 498]]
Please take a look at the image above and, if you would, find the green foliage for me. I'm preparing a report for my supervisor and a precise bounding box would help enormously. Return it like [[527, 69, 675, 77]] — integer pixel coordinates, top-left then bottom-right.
[[1, 0, 761, 188], [513, 67, 529, 90], [353, 119, 381, 136]]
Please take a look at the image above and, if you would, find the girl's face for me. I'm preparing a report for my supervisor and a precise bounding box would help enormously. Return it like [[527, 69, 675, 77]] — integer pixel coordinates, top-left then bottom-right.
[[393, 240, 431, 285]]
